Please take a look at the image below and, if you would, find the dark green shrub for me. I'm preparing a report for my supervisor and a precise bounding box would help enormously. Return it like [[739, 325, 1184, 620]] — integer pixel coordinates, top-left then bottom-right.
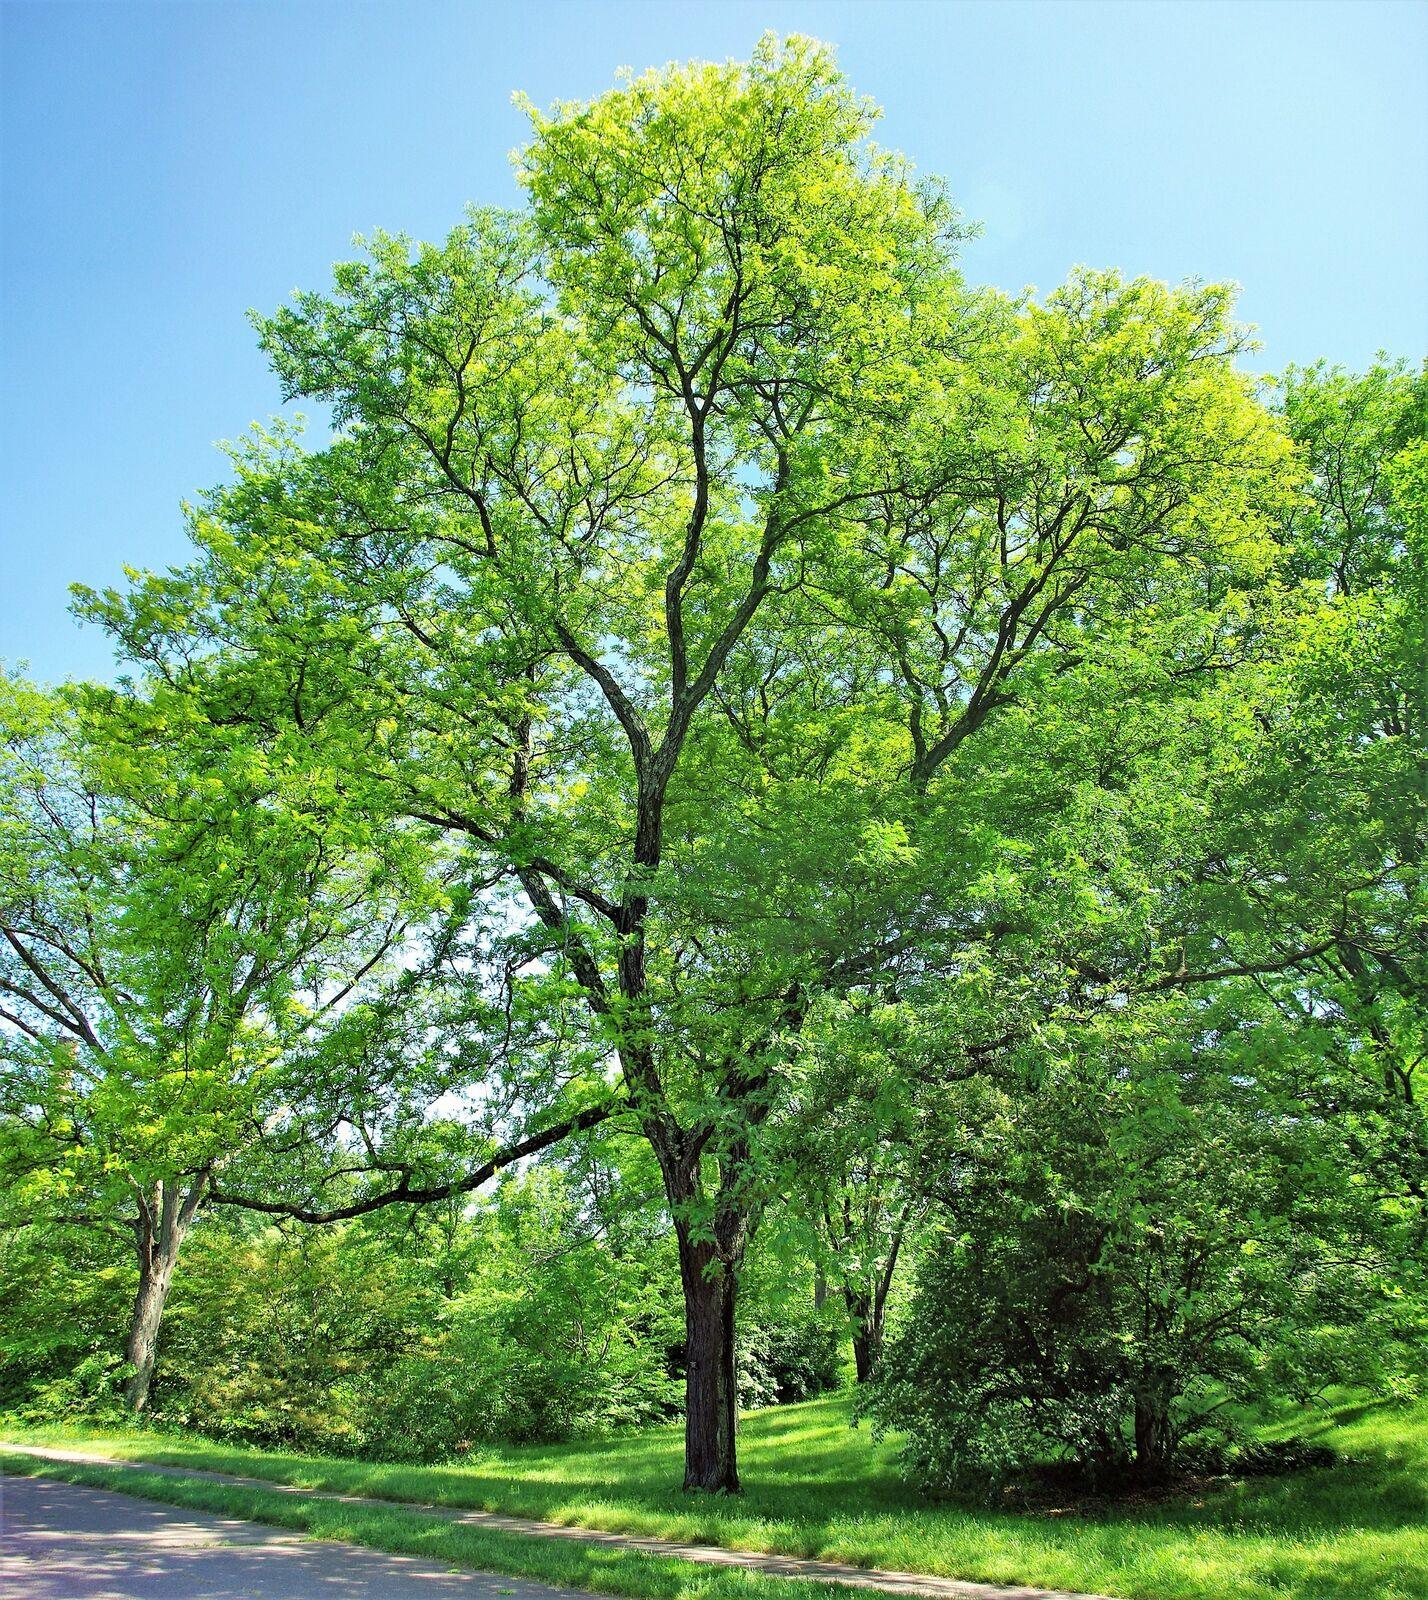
[[739, 1299, 842, 1407], [866, 1053, 1412, 1493]]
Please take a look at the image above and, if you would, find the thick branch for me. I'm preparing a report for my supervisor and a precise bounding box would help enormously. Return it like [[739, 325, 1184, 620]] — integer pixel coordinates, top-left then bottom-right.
[[209, 1098, 621, 1223]]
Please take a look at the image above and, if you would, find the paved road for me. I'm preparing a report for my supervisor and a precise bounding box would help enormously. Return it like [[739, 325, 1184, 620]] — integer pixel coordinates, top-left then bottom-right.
[[0, 1472, 582, 1600]]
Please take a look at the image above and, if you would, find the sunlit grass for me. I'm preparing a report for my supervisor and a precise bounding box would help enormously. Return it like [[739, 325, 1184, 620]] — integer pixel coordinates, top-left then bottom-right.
[[5, 1392, 1426, 1600], [0, 1450, 862, 1600]]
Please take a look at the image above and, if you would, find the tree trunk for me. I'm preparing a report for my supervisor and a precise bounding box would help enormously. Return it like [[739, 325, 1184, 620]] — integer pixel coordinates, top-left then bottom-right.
[[1133, 1387, 1173, 1481], [124, 1173, 208, 1413], [678, 1235, 740, 1492], [639, 1060, 760, 1492], [850, 1320, 880, 1385], [846, 1282, 887, 1384], [124, 1254, 174, 1413]]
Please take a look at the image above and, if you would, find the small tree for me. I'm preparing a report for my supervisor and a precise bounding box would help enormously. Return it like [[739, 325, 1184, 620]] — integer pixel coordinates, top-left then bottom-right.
[[868, 997, 1411, 1489], [779, 997, 924, 1383], [0, 677, 424, 1410]]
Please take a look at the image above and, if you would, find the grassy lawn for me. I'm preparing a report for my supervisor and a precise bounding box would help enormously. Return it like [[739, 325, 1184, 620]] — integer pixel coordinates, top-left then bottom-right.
[[3, 1392, 1425, 1600], [0, 1447, 864, 1600]]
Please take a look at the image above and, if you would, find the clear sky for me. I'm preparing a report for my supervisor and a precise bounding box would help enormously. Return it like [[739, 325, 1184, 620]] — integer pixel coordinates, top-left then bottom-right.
[[3, 0, 1426, 684]]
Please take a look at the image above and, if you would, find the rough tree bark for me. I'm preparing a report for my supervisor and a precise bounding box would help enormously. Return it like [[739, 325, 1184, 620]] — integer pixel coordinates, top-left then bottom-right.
[[648, 1120, 757, 1494], [848, 1292, 882, 1386], [678, 1236, 740, 1492]]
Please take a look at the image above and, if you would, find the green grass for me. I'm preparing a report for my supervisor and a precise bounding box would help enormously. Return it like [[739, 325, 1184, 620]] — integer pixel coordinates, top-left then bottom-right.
[[0, 1448, 860, 1600], [4, 1392, 1426, 1600]]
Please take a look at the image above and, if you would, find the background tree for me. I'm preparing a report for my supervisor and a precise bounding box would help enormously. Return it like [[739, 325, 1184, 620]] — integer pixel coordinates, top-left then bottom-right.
[[1264, 362, 1426, 1197], [0, 675, 426, 1410], [778, 997, 925, 1383], [864, 357, 1427, 1493], [1065, 360, 1427, 1207]]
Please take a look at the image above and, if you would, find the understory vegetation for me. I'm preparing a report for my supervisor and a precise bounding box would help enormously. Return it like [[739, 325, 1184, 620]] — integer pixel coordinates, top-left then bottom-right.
[[0, 1155, 842, 1459], [0, 32, 1423, 1594]]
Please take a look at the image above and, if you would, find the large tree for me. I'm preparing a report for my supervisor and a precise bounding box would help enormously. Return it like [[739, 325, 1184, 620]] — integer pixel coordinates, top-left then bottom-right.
[[84, 38, 1294, 1488]]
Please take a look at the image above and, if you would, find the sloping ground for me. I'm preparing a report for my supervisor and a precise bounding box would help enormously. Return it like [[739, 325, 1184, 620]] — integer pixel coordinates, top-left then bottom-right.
[[4, 1393, 1426, 1600]]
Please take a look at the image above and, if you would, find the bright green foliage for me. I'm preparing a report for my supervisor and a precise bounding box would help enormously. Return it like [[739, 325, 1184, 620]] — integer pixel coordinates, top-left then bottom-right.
[[735, 1233, 842, 1408], [0, 1132, 838, 1456], [1138, 360, 1426, 1131], [373, 1166, 683, 1453], [773, 996, 926, 1383], [0, 34, 1421, 1512], [155, 1218, 436, 1453], [0, 673, 432, 1407], [157, 1166, 683, 1458], [859, 362, 1427, 1490], [69, 35, 1302, 1488], [0, 1212, 134, 1417], [0, 675, 425, 1206], [0, 1120, 689, 1453], [1263, 362, 1426, 1151]]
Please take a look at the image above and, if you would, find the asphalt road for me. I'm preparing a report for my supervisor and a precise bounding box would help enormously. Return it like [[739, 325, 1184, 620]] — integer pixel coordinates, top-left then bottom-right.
[[0, 1472, 583, 1600]]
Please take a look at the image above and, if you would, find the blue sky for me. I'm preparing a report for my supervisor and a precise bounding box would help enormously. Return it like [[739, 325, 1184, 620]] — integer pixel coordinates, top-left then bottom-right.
[[3, 0, 1426, 684]]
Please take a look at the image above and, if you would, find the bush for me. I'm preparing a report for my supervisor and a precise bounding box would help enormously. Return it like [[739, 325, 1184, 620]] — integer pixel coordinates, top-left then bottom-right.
[[866, 1052, 1414, 1493], [8, 1350, 134, 1427], [738, 1301, 842, 1408], [146, 1167, 684, 1460], [0, 1218, 136, 1414]]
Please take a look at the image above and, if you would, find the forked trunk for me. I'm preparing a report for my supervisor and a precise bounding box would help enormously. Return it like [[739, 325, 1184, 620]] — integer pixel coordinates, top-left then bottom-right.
[[678, 1236, 740, 1493], [846, 1232, 901, 1384], [123, 1173, 208, 1413]]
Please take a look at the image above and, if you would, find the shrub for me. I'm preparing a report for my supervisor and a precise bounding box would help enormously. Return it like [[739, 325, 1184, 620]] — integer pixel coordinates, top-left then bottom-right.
[[738, 1302, 842, 1407], [866, 1050, 1414, 1492]]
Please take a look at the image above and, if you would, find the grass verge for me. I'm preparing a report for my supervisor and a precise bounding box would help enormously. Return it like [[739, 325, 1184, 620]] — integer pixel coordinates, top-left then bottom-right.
[[0, 1450, 862, 1600], [4, 1392, 1426, 1600]]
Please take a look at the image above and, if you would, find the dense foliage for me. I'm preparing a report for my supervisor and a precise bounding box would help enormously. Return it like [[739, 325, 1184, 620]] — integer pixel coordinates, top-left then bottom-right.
[[0, 1137, 841, 1459], [868, 1000, 1421, 1490]]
